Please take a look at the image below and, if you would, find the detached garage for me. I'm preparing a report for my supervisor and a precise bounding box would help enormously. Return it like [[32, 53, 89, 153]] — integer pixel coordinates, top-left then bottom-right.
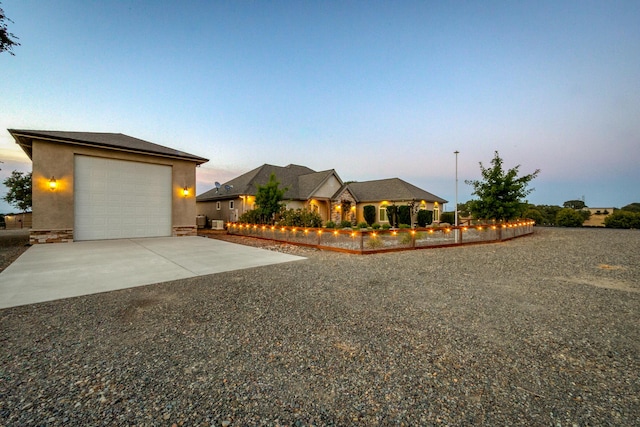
[[8, 130, 208, 244]]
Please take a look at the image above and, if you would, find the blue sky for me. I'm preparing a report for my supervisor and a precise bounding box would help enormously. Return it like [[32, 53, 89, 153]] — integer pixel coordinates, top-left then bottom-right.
[[1, 0, 639, 213]]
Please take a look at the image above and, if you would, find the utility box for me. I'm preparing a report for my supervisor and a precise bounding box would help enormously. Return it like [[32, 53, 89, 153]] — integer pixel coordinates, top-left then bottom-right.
[[196, 215, 207, 229], [211, 220, 225, 230]]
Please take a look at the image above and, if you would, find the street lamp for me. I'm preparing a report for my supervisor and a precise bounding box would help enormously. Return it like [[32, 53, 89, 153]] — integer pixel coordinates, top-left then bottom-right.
[[454, 150, 459, 243]]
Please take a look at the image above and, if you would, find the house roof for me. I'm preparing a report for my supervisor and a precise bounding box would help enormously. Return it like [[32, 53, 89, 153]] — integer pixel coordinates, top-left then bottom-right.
[[340, 178, 448, 204], [8, 129, 209, 164], [197, 164, 342, 202]]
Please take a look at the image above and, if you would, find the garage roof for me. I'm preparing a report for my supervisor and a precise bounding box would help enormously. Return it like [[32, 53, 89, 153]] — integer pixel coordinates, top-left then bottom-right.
[[8, 129, 208, 164]]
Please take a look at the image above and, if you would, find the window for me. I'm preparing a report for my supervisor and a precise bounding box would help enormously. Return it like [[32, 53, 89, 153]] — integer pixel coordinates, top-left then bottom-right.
[[379, 206, 388, 222], [216, 202, 221, 210], [229, 201, 235, 210], [433, 206, 439, 222]]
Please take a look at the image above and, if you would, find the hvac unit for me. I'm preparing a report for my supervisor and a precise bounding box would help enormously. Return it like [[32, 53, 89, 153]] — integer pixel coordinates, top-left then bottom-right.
[[211, 220, 225, 230], [196, 215, 207, 229]]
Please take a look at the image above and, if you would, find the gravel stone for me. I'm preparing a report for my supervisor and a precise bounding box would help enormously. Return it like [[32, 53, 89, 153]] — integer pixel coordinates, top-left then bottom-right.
[[0, 227, 638, 426]]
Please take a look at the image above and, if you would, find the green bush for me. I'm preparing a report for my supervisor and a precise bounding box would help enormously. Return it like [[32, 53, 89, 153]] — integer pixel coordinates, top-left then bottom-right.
[[399, 224, 411, 229], [372, 223, 381, 230], [340, 220, 353, 228], [417, 210, 433, 227], [381, 224, 391, 230], [556, 208, 584, 227], [440, 211, 454, 224], [604, 210, 640, 229], [278, 208, 323, 227], [357, 221, 369, 229], [325, 220, 336, 229], [238, 209, 267, 224], [523, 208, 544, 225], [398, 205, 411, 226], [363, 205, 376, 226]]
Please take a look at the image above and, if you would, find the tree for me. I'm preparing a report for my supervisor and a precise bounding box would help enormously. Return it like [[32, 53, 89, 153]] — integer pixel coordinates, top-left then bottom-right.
[[1, 2, 20, 55], [621, 203, 640, 213], [563, 200, 586, 210], [3, 171, 31, 212], [556, 208, 584, 227], [604, 210, 640, 229], [465, 151, 540, 221], [254, 173, 287, 224]]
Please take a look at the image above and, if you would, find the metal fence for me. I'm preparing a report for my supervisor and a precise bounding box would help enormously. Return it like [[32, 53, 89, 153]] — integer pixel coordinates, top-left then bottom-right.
[[227, 222, 535, 254]]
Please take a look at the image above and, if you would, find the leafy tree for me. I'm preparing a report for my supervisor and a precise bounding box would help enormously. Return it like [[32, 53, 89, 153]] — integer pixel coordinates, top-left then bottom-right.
[[522, 207, 544, 225], [363, 205, 376, 226], [254, 173, 287, 224], [556, 208, 584, 227], [1, 2, 20, 55], [563, 200, 586, 210], [604, 211, 640, 229], [465, 151, 540, 221], [621, 203, 640, 213], [3, 171, 32, 212]]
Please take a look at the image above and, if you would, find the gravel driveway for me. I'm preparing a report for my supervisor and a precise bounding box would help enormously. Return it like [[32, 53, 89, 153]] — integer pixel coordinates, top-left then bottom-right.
[[1, 228, 638, 426]]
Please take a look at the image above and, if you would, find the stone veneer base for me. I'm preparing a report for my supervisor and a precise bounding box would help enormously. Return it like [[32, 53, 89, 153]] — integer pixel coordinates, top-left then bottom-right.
[[30, 230, 74, 244], [172, 226, 197, 237]]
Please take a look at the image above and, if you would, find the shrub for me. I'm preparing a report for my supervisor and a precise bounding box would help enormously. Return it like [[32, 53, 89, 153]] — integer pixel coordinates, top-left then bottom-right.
[[417, 210, 433, 227], [340, 220, 353, 229], [440, 211, 454, 225], [238, 209, 267, 224], [278, 208, 323, 227], [556, 208, 584, 227], [357, 221, 369, 229], [398, 205, 411, 226], [381, 223, 391, 230], [372, 223, 381, 230], [604, 211, 640, 229], [522, 208, 544, 225], [363, 205, 376, 226], [325, 220, 336, 229], [399, 224, 411, 229], [400, 232, 413, 245], [366, 235, 383, 249]]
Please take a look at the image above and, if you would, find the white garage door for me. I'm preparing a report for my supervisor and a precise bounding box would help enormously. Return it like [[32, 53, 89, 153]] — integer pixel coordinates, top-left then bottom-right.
[[74, 156, 172, 241]]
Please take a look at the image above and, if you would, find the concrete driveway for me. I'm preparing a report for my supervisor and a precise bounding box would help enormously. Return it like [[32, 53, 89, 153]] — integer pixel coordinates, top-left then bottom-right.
[[0, 236, 305, 309]]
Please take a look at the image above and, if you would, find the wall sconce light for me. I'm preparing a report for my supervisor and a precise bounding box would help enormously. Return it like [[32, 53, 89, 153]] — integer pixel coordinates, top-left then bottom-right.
[[49, 176, 57, 191], [182, 187, 189, 197]]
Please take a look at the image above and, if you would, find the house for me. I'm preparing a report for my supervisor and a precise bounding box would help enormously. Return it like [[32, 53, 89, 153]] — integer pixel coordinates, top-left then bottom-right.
[[8, 129, 208, 244], [196, 164, 447, 226], [583, 207, 615, 227], [196, 164, 343, 224], [332, 178, 448, 225]]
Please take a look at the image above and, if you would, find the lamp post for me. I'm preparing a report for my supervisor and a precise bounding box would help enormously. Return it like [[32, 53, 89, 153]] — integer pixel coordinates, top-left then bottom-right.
[[454, 150, 459, 243]]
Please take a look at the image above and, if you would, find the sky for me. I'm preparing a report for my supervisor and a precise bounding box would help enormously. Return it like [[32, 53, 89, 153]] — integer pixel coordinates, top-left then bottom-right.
[[1, 0, 639, 213]]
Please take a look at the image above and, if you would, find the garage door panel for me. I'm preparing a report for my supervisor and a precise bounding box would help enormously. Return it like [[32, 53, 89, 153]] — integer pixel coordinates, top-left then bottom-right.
[[74, 156, 172, 241]]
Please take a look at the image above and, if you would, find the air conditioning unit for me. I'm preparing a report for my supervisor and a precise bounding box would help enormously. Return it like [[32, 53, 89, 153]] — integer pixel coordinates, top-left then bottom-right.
[[211, 220, 225, 230], [196, 215, 207, 229]]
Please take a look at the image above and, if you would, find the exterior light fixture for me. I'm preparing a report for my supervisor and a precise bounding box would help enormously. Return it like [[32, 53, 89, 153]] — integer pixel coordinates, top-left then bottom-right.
[[49, 176, 57, 191], [182, 187, 189, 197]]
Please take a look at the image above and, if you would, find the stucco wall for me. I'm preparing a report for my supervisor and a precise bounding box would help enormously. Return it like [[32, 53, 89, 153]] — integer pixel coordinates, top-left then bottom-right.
[[31, 139, 199, 242]]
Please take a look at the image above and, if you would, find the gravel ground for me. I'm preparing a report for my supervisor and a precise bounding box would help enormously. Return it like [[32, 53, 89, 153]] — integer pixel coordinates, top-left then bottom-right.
[[0, 229, 29, 273], [1, 227, 638, 426]]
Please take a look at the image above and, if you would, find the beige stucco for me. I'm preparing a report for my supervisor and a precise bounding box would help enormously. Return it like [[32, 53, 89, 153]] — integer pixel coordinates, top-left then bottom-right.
[[31, 139, 199, 241]]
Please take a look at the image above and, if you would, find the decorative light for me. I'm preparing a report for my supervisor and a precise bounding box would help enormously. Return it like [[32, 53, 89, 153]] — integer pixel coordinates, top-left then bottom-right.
[[49, 176, 57, 191], [182, 187, 189, 197]]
